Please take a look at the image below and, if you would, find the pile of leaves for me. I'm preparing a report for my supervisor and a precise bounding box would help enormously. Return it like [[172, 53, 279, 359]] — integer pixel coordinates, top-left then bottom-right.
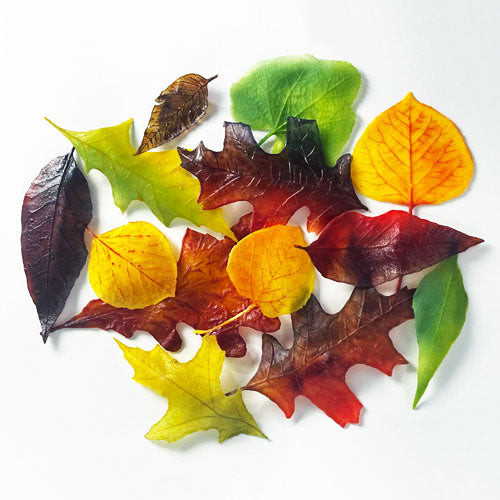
[[21, 55, 483, 444]]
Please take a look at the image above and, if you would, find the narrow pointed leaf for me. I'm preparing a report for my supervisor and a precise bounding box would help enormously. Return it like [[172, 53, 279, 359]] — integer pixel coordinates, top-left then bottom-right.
[[117, 335, 267, 443], [412, 256, 468, 408], [179, 117, 366, 236], [301, 210, 483, 287], [54, 229, 279, 357], [136, 73, 217, 155], [21, 150, 92, 342], [230, 55, 361, 165], [244, 288, 414, 426], [46, 118, 234, 239]]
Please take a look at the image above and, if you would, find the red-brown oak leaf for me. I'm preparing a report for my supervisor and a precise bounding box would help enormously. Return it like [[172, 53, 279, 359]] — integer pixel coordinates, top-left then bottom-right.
[[53, 229, 280, 357], [243, 288, 414, 427], [300, 210, 483, 287], [179, 117, 366, 237]]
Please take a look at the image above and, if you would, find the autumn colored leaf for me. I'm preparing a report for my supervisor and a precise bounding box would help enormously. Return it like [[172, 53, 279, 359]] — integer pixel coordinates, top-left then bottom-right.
[[227, 225, 315, 318], [54, 229, 280, 357], [300, 210, 483, 287], [351, 92, 473, 208], [179, 117, 366, 236], [243, 288, 414, 426], [231, 55, 361, 165], [413, 256, 469, 408], [88, 221, 176, 309], [135, 74, 217, 155], [21, 150, 92, 342], [46, 118, 235, 239], [117, 335, 266, 443]]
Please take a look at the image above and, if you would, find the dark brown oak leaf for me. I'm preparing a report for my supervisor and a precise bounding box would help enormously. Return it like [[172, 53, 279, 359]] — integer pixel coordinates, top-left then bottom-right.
[[243, 288, 414, 427], [179, 117, 366, 236], [21, 150, 92, 342], [135, 73, 217, 155], [53, 229, 280, 357], [300, 210, 483, 287]]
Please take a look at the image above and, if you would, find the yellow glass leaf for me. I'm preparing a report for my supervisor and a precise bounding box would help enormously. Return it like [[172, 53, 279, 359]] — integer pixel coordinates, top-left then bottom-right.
[[227, 225, 315, 318], [352, 92, 473, 208], [88, 221, 177, 309]]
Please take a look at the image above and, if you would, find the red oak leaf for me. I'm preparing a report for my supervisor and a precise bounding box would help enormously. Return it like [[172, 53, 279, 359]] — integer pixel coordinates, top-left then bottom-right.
[[53, 229, 280, 357], [300, 210, 483, 287], [243, 288, 414, 427], [179, 117, 366, 237]]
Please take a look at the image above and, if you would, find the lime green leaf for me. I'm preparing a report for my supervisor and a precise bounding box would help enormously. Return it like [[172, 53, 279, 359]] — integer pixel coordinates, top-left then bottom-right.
[[412, 256, 468, 408], [116, 335, 266, 443], [230, 55, 361, 165], [45, 118, 235, 240]]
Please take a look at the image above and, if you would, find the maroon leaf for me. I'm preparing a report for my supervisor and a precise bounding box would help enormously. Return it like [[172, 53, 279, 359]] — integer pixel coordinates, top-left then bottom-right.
[[179, 117, 366, 236], [244, 288, 414, 427], [300, 210, 483, 287], [53, 229, 280, 357], [21, 150, 92, 342]]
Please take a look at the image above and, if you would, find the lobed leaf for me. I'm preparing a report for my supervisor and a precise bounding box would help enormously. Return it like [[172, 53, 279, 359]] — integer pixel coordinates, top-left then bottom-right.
[[117, 335, 267, 443], [179, 117, 365, 236], [244, 288, 414, 426], [46, 118, 235, 239]]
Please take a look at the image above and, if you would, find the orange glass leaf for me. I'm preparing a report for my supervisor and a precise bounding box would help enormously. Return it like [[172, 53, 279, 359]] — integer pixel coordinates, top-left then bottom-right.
[[227, 225, 315, 318], [352, 93, 473, 208], [88, 221, 177, 309]]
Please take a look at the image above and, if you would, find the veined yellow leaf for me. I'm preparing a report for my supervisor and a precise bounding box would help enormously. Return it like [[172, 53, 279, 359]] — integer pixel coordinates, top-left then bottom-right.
[[88, 221, 176, 309]]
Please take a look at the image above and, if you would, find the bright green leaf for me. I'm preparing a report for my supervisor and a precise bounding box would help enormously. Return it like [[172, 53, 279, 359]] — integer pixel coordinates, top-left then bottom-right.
[[116, 335, 267, 443], [46, 118, 235, 240], [412, 256, 468, 408], [230, 55, 361, 165]]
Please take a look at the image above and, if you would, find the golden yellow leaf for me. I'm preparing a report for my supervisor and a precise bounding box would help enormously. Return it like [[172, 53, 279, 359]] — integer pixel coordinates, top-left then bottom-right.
[[226, 225, 315, 318], [88, 221, 177, 309], [351, 92, 473, 208]]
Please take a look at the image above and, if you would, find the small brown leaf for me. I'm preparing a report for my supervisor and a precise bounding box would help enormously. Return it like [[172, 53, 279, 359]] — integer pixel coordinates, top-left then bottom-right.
[[135, 73, 217, 155]]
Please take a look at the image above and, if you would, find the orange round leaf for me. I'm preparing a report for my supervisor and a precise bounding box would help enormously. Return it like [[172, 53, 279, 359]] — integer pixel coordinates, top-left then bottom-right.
[[88, 221, 177, 309], [227, 225, 315, 318], [352, 92, 473, 207]]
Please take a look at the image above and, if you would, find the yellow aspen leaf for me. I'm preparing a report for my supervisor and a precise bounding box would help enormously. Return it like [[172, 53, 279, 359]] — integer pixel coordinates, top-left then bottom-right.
[[88, 221, 177, 309], [227, 225, 315, 318], [351, 92, 473, 208]]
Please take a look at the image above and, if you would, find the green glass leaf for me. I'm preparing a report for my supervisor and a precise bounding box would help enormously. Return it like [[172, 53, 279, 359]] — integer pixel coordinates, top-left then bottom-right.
[[117, 335, 267, 443], [412, 256, 468, 408], [45, 118, 235, 240], [230, 55, 361, 165]]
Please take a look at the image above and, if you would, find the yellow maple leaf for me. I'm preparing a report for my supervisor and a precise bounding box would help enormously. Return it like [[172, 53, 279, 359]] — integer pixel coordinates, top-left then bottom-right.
[[352, 92, 473, 208], [116, 335, 266, 443], [227, 225, 315, 318], [88, 221, 177, 309]]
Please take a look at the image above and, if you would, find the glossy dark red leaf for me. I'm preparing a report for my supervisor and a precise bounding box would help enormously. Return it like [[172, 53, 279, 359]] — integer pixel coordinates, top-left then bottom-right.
[[179, 117, 366, 236], [300, 210, 483, 287], [244, 288, 414, 426], [53, 229, 280, 357], [21, 150, 92, 342]]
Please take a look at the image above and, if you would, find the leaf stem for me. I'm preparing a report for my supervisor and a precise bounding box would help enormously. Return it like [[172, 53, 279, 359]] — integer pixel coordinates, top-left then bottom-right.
[[85, 227, 97, 238], [193, 303, 257, 335], [257, 129, 277, 147], [396, 204, 414, 292]]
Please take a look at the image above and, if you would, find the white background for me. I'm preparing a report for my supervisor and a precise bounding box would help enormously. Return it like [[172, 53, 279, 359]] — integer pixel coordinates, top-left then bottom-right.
[[3, 1, 500, 499]]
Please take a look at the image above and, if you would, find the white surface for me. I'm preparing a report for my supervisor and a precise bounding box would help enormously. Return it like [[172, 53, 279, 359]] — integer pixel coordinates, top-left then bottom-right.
[[3, 1, 500, 499]]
